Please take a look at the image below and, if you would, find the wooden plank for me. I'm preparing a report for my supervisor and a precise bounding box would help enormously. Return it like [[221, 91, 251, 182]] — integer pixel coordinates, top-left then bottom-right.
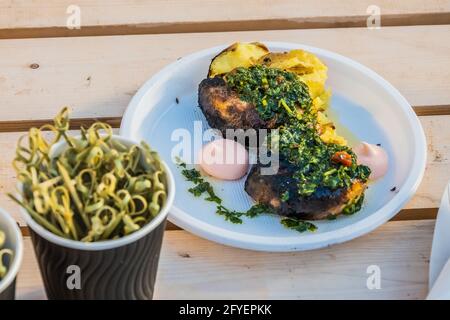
[[394, 208, 438, 221], [0, 26, 450, 125], [1, 115, 449, 225], [15, 208, 438, 236], [1, 0, 449, 39], [0, 117, 122, 133], [2, 106, 450, 133], [16, 220, 434, 300]]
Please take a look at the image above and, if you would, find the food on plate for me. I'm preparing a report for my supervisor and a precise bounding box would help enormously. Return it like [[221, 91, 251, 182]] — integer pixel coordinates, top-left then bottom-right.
[[199, 65, 311, 135], [245, 117, 368, 220], [257, 49, 328, 101], [9, 108, 168, 242], [246, 161, 366, 221], [208, 42, 269, 77], [198, 76, 273, 136], [0, 230, 13, 281], [316, 111, 347, 145], [198, 139, 249, 180], [197, 42, 373, 224], [178, 160, 317, 230], [354, 142, 388, 180], [199, 62, 340, 143]]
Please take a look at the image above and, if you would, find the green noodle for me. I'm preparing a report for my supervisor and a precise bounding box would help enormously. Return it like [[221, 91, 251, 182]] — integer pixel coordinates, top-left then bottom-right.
[[9, 107, 168, 242], [0, 230, 13, 280]]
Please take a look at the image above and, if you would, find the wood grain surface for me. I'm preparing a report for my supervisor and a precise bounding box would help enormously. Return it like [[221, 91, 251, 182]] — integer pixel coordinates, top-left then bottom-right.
[[1, 0, 449, 38], [16, 220, 434, 300], [0, 26, 449, 126]]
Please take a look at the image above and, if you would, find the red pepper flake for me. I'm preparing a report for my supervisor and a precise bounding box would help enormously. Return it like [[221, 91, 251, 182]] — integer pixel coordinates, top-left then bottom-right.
[[331, 151, 353, 167]]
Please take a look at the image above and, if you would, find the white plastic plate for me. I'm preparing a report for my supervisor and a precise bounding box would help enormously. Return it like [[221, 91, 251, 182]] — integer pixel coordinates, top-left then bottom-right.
[[120, 42, 427, 252]]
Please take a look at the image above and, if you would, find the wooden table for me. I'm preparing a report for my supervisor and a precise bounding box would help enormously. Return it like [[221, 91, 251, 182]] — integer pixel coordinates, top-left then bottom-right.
[[1, 0, 449, 300]]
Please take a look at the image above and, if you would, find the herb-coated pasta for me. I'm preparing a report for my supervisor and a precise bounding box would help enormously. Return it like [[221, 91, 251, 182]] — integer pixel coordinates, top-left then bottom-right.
[[10, 107, 167, 242], [0, 230, 13, 280]]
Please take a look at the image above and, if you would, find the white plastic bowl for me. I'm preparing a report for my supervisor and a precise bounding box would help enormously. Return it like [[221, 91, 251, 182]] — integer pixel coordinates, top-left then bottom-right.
[[120, 42, 427, 251], [0, 207, 23, 297]]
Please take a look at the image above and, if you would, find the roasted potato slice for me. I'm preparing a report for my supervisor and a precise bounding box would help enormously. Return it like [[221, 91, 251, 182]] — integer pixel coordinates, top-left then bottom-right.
[[208, 42, 269, 77], [316, 111, 347, 146], [312, 88, 331, 112], [258, 49, 328, 99]]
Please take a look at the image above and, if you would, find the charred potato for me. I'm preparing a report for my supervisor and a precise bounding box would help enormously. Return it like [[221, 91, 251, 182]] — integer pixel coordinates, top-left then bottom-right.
[[208, 42, 269, 77]]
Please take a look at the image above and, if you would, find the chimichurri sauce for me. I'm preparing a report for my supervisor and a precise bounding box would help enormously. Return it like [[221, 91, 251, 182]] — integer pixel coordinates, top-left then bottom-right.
[[225, 65, 312, 124], [278, 121, 370, 197], [225, 65, 371, 198]]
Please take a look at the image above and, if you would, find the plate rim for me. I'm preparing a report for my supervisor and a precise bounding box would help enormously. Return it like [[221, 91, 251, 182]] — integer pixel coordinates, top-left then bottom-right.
[[120, 41, 427, 252]]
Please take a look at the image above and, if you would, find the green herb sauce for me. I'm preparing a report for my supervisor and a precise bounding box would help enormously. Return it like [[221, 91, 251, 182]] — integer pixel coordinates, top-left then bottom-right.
[[225, 65, 312, 124], [177, 161, 316, 233], [341, 193, 365, 216], [278, 121, 371, 196], [226, 65, 370, 197], [280, 218, 318, 232]]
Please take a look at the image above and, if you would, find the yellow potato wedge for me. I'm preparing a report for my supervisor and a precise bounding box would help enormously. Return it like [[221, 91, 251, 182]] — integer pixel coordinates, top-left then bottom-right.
[[317, 111, 347, 145], [258, 49, 328, 99], [208, 42, 269, 77]]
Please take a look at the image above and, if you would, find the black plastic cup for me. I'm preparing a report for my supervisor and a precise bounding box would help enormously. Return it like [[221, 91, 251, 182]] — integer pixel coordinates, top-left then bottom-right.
[[0, 207, 23, 300], [19, 135, 175, 300], [28, 218, 167, 300]]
